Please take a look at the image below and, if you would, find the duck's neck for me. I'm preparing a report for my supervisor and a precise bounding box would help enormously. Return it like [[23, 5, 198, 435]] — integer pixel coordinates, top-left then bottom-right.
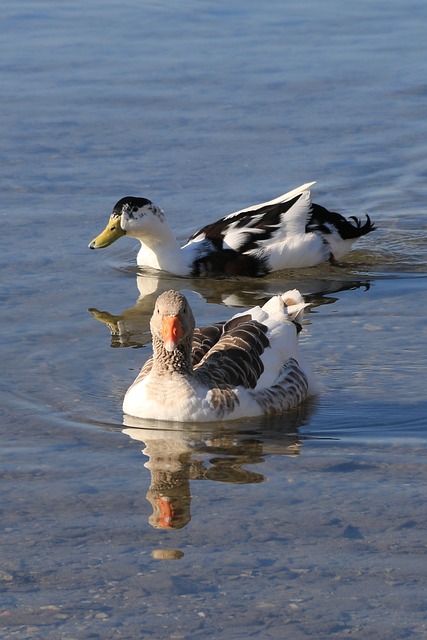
[[151, 335, 194, 377], [135, 221, 190, 275]]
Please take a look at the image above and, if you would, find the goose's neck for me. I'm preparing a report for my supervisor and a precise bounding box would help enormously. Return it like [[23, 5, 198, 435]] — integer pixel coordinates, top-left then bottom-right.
[[135, 221, 190, 275], [152, 335, 194, 376]]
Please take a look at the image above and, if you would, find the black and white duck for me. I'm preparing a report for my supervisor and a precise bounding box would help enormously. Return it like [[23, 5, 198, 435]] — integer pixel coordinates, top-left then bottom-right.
[[89, 182, 375, 276]]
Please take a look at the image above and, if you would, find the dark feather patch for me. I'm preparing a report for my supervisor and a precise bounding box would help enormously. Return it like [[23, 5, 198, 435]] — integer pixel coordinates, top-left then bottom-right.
[[307, 203, 376, 239], [208, 386, 240, 417], [253, 358, 309, 414], [222, 314, 253, 331], [192, 323, 224, 365], [112, 196, 153, 218], [191, 247, 269, 277], [188, 195, 308, 277], [188, 195, 302, 253], [195, 319, 270, 389]]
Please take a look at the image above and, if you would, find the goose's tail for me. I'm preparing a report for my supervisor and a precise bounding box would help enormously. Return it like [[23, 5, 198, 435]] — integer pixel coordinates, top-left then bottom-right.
[[282, 289, 310, 324]]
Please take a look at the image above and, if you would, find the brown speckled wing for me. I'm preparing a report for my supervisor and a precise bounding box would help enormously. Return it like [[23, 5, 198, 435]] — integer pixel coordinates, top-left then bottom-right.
[[191, 323, 224, 366], [253, 358, 309, 414], [195, 316, 270, 389]]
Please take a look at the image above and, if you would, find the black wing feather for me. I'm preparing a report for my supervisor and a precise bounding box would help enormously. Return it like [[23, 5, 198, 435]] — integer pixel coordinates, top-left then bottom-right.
[[187, 195, 303, 251]]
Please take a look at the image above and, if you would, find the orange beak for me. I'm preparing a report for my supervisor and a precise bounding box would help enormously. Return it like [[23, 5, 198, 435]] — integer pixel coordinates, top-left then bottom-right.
[[161, 315, 183, 351]]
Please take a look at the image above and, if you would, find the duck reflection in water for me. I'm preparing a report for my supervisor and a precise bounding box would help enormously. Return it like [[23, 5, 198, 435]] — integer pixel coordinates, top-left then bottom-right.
[[88, 271, 370, 349], [122, 399, 317, 529]]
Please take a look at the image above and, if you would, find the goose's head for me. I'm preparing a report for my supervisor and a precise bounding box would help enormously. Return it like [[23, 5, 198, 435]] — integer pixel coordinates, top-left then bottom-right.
[[88, 196, 166, 249], [151, 290, 195, 352]]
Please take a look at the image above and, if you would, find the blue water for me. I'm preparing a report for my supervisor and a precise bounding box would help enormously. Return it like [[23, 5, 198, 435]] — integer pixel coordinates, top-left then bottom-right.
[[1, 1, 427, 638]]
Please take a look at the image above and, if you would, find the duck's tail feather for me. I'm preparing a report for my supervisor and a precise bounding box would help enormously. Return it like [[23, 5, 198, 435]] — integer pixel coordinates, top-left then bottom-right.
[[348, 213, 376, 237]]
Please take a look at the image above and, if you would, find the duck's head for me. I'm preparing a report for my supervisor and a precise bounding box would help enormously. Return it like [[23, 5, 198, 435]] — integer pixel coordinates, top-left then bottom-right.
[[151, 290, 195, 352], [88, 196, 164, 249]]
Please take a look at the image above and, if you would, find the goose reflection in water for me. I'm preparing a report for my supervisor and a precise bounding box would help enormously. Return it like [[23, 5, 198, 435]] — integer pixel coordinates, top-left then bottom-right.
[[122, 399, 317, 530], [88, 271, 371, 349]]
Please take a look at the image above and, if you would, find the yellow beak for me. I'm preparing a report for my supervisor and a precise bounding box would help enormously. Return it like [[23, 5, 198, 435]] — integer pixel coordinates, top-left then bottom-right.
[[88, 216, 126, 249]]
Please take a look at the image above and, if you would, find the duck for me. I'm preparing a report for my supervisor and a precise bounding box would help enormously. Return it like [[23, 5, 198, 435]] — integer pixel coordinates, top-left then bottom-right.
[[122, 289, 318, 422], [89, 182, 375, 277]]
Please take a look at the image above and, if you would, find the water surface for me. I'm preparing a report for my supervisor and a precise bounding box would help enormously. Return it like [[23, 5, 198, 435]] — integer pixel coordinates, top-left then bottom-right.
[[1, 1, 427, 638]]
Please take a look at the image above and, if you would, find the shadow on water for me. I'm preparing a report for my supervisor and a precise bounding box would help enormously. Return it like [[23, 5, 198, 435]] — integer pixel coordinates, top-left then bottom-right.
[[120, 398, 325, 530]]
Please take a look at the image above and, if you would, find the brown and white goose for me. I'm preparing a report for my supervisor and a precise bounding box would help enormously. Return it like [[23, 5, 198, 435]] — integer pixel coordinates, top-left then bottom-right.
[[122, 289, 318, 422], [89, 182, 375, 276]]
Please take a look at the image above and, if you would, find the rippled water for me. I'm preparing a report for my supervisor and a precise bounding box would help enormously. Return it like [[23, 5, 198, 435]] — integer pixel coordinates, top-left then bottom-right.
[[1, 1, 427, 638]]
